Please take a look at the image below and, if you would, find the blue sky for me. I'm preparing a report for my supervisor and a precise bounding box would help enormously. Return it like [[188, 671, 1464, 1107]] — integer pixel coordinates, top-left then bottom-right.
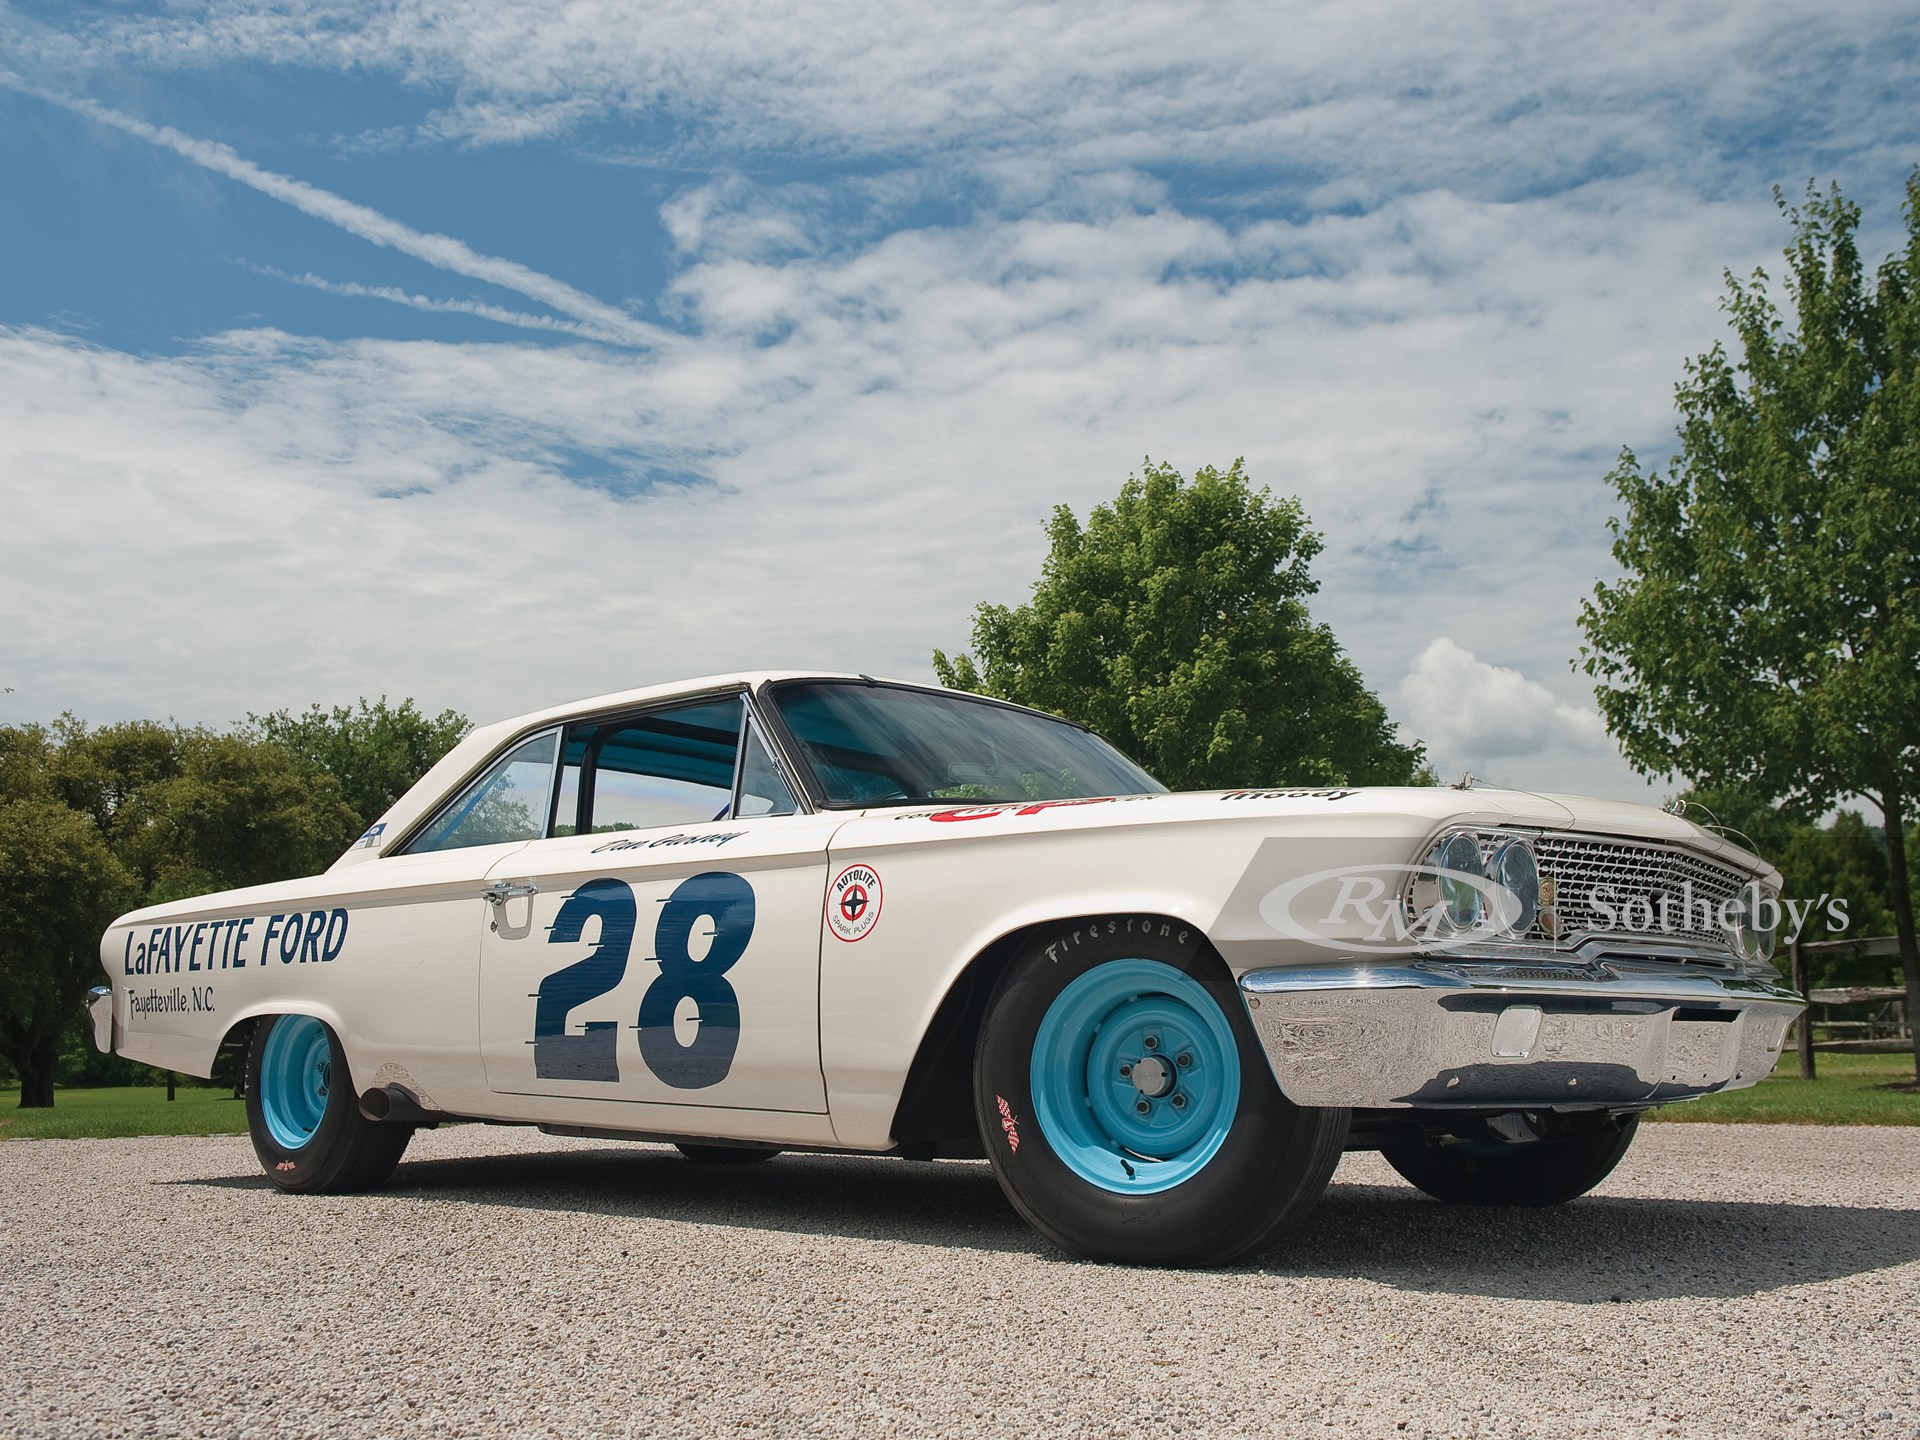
[[3, 0, 1917, 800]]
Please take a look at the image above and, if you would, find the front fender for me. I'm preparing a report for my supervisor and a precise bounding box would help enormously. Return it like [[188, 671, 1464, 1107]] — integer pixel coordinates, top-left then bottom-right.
[[819, 825, 1233, 1147]]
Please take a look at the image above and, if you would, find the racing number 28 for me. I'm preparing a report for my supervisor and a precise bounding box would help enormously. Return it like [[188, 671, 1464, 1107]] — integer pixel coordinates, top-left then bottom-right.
[[532, 871, 755, 1090]]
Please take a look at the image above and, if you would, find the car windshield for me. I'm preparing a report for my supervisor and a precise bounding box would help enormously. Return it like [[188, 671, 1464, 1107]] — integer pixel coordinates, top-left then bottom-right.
[[767, 681, 1165, 808]]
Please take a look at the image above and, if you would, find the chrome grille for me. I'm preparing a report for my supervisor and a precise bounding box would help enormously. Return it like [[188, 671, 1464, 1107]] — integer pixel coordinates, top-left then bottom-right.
[[1415, 831, 1755, 958], [1531, 835, 1749, 951]]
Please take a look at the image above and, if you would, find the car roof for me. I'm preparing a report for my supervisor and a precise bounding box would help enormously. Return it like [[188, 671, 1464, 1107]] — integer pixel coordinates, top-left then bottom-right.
[[477, 670, 874, 738], [332, 671, 956, 868]]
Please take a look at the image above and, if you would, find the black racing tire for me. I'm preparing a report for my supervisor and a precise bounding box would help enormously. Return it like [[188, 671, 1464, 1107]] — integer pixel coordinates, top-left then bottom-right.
[[675, 1143, 781, 1164], [245, 1014, 413, 1194], [1382, 1114, 1640, 1207], [974, 918, 1349, 1267]]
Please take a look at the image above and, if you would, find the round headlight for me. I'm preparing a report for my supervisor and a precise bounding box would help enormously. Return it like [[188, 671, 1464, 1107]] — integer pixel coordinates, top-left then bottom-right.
[[1429, 831, 1485, 931], [1487, 839, 1540, 936], [1727, 885, 1780, 963]]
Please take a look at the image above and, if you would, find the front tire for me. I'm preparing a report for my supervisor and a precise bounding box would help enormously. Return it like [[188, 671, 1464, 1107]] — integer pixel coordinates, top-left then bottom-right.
[[1382, 1114, 1640, 1206], [245, 1014, 412, 1194], [974, 921, 1348, 1267]]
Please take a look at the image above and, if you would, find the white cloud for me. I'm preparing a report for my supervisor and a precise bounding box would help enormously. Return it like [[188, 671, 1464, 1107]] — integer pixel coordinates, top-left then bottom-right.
[[36, 0, 1918, 200], [1398, 638, 1610, 770], [1, 0, 1912, 812], [0, 174, 1766, 769]]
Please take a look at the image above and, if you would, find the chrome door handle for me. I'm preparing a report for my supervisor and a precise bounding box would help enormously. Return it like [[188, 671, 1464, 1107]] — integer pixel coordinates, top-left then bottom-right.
[[482, 881, 539, 905]]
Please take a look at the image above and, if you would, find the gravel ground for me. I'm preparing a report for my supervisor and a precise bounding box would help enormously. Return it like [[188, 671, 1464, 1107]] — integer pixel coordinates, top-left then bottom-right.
[[3, 1123, 1917, 1440]]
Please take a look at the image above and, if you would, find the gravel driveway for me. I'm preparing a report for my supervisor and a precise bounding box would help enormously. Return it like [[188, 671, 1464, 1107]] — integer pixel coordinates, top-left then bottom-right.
[[3, 1122, 1916, 1439]]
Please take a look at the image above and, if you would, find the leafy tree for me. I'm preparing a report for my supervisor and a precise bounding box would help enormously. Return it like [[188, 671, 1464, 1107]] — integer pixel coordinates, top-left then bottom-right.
[[126, 731, 362, 902], [1792, 810, 1902, 950], [1578, 177, 1920, 1079], [45, 718, 187, 863], [1683, 786, 1907, 988], [934, 459, 1426, 788], [0, 721, 51, 798], [43, 720, 359, 904], [248, 697, 469, 840], [0, 727, 137, 1106], [2, 698, 463, 1105]]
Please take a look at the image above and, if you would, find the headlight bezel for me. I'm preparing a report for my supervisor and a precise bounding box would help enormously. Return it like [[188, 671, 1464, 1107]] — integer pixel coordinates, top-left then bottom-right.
[[1727, 884, 1781, 964], [1428, 830, 1486, 932], [1487, 838, 1542, 937], [1412, 828, 1540, 940]]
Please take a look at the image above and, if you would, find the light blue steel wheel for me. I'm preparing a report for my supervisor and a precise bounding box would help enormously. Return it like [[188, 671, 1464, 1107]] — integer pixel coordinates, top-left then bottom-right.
[[259, 1015, 334, 1150], [1029, 958, 1241, 1195]]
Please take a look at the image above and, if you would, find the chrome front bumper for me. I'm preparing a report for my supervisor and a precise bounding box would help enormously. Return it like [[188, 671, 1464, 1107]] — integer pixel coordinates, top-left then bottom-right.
[[1239, 958, 1802, 1109]]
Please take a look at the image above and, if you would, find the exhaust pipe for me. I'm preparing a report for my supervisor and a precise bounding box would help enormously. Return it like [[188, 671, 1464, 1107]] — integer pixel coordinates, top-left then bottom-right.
[[358, 1084, 437, 1125]]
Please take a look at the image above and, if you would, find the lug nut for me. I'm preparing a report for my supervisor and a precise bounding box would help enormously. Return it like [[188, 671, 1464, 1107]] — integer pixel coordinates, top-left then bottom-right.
[[1176, 1053, 1192, 1067], [1135, 1099, 1152, 1115], [1119, 1063, 1133, 1078], [1143, 1035, 1159, 1051], [1170, 1093, 1188, 1110]]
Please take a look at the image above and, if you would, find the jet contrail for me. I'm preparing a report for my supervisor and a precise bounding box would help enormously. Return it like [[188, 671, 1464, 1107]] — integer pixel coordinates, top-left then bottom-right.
[[4, 72, 655, 347], [266, 269, 620, 342]]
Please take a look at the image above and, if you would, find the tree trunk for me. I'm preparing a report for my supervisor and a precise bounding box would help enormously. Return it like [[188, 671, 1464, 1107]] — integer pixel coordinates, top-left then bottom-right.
[[1881, 780, 1920, 1087], [15, 1029, 58, 1108]]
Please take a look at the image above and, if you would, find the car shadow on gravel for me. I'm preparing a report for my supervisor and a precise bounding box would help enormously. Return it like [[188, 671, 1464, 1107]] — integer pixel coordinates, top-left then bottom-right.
[[258, 1145, 1040, 1255], [177, 1145, 1920, 1298], [1268, 1180, 1920, 1302]]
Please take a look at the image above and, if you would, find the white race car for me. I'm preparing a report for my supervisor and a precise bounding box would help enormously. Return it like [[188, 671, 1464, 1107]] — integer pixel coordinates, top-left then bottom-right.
[[91, 673, 1802, 1265]]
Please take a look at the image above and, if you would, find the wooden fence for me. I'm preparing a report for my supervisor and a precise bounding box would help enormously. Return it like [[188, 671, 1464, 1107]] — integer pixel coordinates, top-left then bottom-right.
[[1787, 934, 1909, 1080]]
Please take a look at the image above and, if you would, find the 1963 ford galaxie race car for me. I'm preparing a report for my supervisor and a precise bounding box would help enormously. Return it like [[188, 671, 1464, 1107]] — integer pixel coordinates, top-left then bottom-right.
[[91, 673, 1803, 1265]]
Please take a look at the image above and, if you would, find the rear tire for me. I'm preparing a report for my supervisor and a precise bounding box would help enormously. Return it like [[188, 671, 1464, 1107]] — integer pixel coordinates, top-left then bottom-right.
[[675, 1143, 780, 1164], [974, 920, 1348, 1267], [1382, 1114, 1640, 1206], [245, 1015, 412, 1194]]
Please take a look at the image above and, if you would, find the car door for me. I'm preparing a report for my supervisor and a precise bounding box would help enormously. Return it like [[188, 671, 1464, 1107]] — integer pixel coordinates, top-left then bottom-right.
[[477, 695, 836, 1113], [284, 725, 566, 1113]]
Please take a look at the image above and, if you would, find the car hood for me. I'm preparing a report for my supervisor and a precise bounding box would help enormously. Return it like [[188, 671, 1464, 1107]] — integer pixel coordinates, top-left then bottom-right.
[[837, 785, 1775, 881]]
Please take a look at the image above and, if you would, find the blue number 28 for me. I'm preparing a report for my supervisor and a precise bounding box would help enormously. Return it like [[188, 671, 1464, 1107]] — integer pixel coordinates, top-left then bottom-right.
[[532, 871, 755, 1090]]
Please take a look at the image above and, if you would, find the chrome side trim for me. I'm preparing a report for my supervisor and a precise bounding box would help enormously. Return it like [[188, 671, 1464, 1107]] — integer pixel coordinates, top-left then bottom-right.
[[1239, 958, 1802, 1109], [743, 686, 819, 816], [739, 693, 816, 816]]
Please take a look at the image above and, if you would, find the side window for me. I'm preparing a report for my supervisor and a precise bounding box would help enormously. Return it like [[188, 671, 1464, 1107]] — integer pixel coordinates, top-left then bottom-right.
[[737, 721, 799, 818], [557, 698, 745, 835], [406, 731, 558, 854]]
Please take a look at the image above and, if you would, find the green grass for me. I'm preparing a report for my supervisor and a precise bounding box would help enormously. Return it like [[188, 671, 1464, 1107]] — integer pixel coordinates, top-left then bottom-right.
[[5, 1052, 1916, 1139], [1648, 1049, 1920, 1126], [0, 1084, 248, 1140]]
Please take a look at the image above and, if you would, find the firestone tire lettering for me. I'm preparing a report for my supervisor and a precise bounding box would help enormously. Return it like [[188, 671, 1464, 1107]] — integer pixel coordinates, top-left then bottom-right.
[[973, 922, 1350, 1267]]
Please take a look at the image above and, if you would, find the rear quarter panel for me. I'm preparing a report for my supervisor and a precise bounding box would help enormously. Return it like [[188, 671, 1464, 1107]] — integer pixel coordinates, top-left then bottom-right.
[[98, 843, 529, 1108]]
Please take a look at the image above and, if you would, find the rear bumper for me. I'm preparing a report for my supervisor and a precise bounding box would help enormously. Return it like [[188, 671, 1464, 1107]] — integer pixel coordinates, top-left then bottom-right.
[[1239, 957, 1802, 1109], [88, 986, 115, 1054]]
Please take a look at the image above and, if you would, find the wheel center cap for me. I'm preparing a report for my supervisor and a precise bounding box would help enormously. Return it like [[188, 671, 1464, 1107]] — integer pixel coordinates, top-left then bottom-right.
[[1130, 1055, 1174, 1097]]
